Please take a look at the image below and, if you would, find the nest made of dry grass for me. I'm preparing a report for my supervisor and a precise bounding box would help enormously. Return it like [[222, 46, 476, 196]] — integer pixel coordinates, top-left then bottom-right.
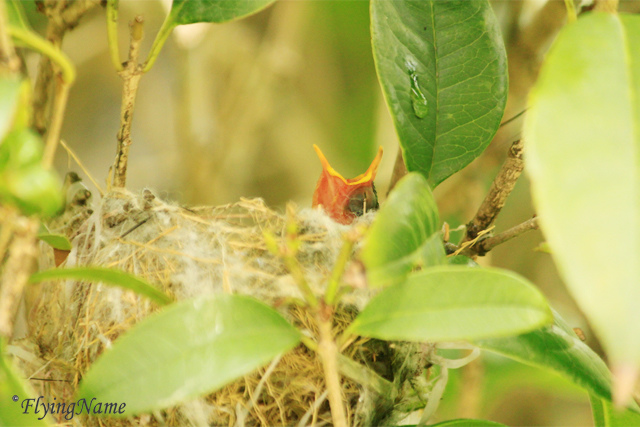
[[8, 189, 432, 426]]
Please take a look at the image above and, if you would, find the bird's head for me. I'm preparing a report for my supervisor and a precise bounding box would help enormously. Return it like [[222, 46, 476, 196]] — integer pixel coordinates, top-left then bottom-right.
[[312, 144, 383, 224]]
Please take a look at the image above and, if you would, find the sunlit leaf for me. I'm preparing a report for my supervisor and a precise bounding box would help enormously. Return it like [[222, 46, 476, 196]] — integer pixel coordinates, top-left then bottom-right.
[[524, 12, 640, 378], [371, 0, 507, 187], [477, 309, 613, 401], [77, 295, 300, 416], [349, 266, 552, 342], [1, 166, 62, 217], [428, 420, 507, 427], [360, 173, 444, 288], [29, 267, 172, 306], [590, 394, 640, 426], [6, 0, 32, 31], [169, 0, 276, 25]]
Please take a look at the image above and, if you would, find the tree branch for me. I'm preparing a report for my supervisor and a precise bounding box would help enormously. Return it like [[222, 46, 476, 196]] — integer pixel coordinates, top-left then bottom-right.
[[111, 16, 144, 188], [463, 217, 539, 257], [463, 139, 524, 243]]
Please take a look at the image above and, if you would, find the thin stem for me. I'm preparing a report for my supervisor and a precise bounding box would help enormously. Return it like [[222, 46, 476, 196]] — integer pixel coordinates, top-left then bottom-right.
[[281, 250, 319, 308], [325, 232, 357, 305], [142, 12, 175, 73], [111, 16, 144, 188], [317, 310, 347, 427], [564, 0, 577, 23], [0, 0, 20, 73], [107, 0, 123, 71], [462, 139, 524, 243], [8, 27, 75, 83], [42, 79, 70, 168]]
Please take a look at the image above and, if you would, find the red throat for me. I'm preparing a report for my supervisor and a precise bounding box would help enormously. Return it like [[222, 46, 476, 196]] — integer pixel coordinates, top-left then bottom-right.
[[312, 145, 383, 224]]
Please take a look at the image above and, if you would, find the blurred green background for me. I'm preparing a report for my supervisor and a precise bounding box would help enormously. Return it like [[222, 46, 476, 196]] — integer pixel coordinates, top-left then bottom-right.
[[18, 1, 640, 425]]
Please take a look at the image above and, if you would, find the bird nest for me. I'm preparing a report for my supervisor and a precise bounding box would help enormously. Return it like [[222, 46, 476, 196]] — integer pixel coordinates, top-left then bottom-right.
[[9, 189, 433, 426]]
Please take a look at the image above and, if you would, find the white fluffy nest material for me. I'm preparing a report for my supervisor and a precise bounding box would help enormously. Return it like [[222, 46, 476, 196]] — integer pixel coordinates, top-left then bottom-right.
[[11, 189, 430, 426]]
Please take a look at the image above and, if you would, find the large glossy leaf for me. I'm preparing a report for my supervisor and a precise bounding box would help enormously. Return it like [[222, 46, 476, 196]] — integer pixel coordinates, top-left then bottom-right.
[[0, 77, 21, 141], [477, 309, 613, 401], [77, 294, 300, 416], [590, 394, 640, 426], [0, 340, 49, 426], [524, 12, 640, 379], [169, 0, 276, 25], [360, 173, 444, 288], [348, 266, 552, 342], [29, 267, 173, 306], [371, 0, 507, 187]]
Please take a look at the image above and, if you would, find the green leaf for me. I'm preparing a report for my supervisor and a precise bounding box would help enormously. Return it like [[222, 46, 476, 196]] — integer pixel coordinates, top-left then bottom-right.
[[0, 77, 21, 141], [36, 233, 71, 251], [590, 394, 640, 427], [371, 0, 507, 187], [524, 12, 640, 374], [448, 255, 478, 267], [477, 309, 613, 401], [349, 266, 552, 342], [6, 0, 32, 31], [360, 173, 444, 288], [77, 294, 301, 416], [0, 340, 50, 426], [1, 166, 62, 217], [29, 267, 173, 306], [0, 129, 43, 168], [169, 0, 276, 25]]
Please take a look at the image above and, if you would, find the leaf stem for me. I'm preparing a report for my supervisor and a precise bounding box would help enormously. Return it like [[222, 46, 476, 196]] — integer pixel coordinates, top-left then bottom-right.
[[8, 27, 75, 84], [107, 0, 123, 71], [317, 309, 348, 427], [142, 12, 175, 73], [564, 0, 577, 23]]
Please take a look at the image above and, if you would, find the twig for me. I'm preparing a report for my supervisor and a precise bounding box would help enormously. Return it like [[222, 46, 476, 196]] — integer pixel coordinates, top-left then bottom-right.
[[462, 139, 524, 243], [43, 76, 70, 168], [317, 306, 347, 427], [464, 217, 539, 257], [32, 0, 97, 135], [111, 16, 144, 188], [106, 0, 123, 71], [0, 216, 39, 338], [0, 0, 20, 73]]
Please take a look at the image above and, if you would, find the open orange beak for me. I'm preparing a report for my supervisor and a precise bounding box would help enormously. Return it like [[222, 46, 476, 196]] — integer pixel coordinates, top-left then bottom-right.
[[312, 144, 383, 224]]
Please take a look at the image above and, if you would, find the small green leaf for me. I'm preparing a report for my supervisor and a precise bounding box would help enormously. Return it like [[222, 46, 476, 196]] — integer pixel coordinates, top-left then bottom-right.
[[77, 294, 301, 416], [0, 340, 50, 426], [0, 77, 21, 141], [349, 266, 552, 342], [448, 255, 478, 267], [590, 394, 640, 427], [477, 309, 613, 401], [524, 12, 640, 376], [371, 0, 507, 187], [169, 0, 276, 25], [0, 129, 43, 168], [37, 233, 71, 251], [29, 267, 173, 306], [361, 173, 444, 288]]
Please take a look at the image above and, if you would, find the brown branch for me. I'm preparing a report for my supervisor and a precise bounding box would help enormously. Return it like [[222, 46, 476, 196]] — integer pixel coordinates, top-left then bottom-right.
[[0, 215, 39, 338], [32, 0, 98, 135], [464, 217, 539, 257], [111, 16, 144, 189], [463, 139, 524, 242]]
